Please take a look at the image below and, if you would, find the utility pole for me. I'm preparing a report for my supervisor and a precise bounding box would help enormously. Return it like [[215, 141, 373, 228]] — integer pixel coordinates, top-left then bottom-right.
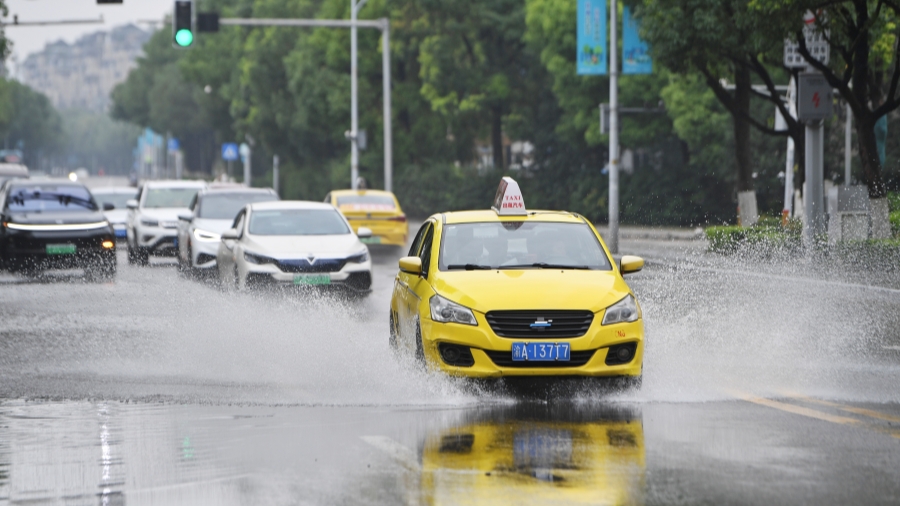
[[272, 155, 280, 196], [607, 0, 619, 254], [350, 0, 369, 190]]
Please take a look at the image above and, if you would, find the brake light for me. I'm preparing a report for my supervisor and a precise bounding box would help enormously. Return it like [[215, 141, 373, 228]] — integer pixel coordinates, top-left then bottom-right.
[[388, 214, 407, 223]]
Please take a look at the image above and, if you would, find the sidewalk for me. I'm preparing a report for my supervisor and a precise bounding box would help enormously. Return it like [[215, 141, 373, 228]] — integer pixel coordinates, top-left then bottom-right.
[[596, 225, 705, 242]]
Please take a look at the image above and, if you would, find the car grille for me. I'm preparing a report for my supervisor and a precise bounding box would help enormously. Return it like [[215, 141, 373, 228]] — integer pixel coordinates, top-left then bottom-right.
[[485, 310, 595, 339], [277, 258, 347, 273], [483, 349, 596, 368]]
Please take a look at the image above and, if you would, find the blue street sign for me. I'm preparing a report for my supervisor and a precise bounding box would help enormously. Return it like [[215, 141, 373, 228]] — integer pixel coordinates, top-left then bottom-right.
[[623, 6, 653, 74], [167, 138, 180, 152], [577, 0, 607, 75], [222, 143, 239, 161]]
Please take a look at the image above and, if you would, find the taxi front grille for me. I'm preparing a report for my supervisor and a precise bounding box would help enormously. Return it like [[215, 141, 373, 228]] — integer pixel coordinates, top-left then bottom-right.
[[485, 310, 594, 339], [483, 349, 596, 368], [277, 258, 347, 273]]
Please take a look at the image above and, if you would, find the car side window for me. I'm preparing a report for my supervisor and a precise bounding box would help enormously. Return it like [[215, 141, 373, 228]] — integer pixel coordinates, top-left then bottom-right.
[[408, 222, 430, 257], [418, 224, 435, 278], [233, 210, 246, 238]]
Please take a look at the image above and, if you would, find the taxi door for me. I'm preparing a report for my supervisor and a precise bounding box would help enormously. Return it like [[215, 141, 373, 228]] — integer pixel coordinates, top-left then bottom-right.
[[395, 220, 435, 355]]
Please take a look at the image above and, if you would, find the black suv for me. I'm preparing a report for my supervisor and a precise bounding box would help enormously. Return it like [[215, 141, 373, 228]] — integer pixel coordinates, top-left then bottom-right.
[[0, 180, 117, 279]]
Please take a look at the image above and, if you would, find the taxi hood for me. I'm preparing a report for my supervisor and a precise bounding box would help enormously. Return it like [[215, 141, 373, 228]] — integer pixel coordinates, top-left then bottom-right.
[[431, 269, 632, 314]]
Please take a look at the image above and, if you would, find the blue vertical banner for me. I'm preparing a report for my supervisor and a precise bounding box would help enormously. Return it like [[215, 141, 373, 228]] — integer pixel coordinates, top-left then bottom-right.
[[577, 0, 607, 75], [622, 6, 652, 74]]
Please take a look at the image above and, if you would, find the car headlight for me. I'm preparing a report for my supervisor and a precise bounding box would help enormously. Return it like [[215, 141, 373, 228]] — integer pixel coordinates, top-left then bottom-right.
[[243, 251, 277, 265], [140, 218, 159, 227], [429, 294, 478, 326], [193, 228, 221, 242], [601, 294, 640, 325], [347, 250, 369, 263]]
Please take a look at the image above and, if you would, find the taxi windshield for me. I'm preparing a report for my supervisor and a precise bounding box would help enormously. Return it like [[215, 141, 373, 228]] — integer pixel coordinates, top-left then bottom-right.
[[439, 222, 612, 271], [335, 194, 396, 210], [248, 209, 351, 236]]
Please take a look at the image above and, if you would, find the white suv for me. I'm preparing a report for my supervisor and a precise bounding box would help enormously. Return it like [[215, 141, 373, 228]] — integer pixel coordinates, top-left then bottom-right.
[[126, 180, 206, 265]]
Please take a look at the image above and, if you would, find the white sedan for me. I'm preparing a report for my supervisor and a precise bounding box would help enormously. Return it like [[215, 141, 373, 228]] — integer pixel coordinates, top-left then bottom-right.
[[216, 201, 373, 294]]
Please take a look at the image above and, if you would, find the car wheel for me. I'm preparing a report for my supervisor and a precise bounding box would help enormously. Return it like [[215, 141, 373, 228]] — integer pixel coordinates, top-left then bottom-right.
[[414, 319, 426, 367], [389, 311, 399, 351], [127, 243, 136, 265], [136, 247, 149, 267], [232, 265, 241, 291]]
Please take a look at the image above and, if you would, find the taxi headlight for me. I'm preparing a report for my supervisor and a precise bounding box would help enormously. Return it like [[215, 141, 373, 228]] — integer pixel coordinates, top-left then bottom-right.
[[601, 294, 640, 325], [429, 294, 477, 326], [193, 228, 221, 242]]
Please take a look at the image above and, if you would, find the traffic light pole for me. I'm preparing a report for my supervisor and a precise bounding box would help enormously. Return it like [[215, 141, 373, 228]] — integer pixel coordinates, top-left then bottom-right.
[[218, 16, 393, 191], [607, 0, 620, 255]]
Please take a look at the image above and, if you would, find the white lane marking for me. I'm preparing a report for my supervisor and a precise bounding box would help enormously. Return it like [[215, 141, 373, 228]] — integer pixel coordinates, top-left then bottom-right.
[[360, 435, 420, 471], [883, 345, 900, 351]]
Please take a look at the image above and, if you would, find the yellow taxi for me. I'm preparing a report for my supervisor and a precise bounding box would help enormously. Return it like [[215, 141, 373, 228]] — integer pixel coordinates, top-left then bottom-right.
[[325, 189, 408, 247], [420, 410, 644, 504], [389, 177, 644, 385]]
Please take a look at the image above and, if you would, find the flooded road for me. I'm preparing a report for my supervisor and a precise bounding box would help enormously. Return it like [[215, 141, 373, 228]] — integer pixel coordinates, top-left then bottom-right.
[[1, 239, 899, 505]]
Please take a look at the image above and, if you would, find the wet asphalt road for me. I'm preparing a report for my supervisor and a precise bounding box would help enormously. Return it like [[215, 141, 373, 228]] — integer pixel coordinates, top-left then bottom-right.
[[1, 238, 899, 505]]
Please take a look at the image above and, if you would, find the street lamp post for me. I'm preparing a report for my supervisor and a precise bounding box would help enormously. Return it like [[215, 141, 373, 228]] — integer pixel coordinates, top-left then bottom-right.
[[350, 0, 370, 190]]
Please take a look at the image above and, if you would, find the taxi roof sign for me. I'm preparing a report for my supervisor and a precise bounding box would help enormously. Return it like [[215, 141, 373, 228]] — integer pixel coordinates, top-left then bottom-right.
[[491, 177, 527, 216]]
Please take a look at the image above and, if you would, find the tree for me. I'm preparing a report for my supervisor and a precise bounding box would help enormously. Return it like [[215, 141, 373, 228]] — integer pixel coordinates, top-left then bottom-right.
[[751, 0, 900, 236], [635, 0, 808, 225], [0, 79, 63, 170]]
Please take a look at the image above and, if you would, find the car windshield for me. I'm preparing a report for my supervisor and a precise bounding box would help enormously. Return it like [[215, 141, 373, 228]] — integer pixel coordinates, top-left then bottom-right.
[[248, 209, 351, 236], [439, 222, 612, 271], [6, 184, 97, 213], [199, 192, 278, 219], [143, 187, 199, 208], [335, 194, 396, 210], [92, 191, 136, 210]]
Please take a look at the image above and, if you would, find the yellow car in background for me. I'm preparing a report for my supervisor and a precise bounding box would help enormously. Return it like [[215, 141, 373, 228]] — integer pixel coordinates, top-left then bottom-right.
[[389, 177, 645, 386], [325, 189, 408, 247]]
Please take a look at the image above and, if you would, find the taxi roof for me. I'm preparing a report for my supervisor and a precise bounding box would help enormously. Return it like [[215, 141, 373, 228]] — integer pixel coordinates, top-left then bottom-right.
[[330, 189, 397, 197], [441, 209, 586, 224]]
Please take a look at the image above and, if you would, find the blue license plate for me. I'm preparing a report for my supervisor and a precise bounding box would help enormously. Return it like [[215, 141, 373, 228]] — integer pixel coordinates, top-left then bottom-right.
[[512, 342, 570, 362], [115, 229, 127, 238]]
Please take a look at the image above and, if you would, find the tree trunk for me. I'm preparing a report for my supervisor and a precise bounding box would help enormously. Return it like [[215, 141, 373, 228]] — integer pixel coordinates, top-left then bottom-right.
[[491, 106, 504, 170], [855, 117, 887, 199], [733, 66, 757, 226]]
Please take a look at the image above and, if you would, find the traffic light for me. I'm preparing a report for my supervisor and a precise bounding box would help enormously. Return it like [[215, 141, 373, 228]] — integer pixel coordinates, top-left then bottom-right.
[[173, 0, 194, 48]]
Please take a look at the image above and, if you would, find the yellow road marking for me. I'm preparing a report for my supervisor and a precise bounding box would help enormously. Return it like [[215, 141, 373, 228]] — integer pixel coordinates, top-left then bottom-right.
[[727, 390, 860, 425], [784, 395, 900, 424]]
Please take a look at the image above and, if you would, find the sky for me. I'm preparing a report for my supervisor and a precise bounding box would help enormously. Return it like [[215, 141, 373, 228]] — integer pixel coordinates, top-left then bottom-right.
[[5, 0, 169, 65]]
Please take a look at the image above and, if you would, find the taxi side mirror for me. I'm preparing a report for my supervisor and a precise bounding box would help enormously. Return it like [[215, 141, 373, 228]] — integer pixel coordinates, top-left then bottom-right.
[[620, 255, 644, 274], [399, 256, 422, 275]]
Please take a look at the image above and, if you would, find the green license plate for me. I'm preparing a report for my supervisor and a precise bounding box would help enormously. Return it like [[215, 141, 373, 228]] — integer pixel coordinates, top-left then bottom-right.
[[360, 236, 381, 244], [46, 244, 76, 255], [293, 274, 331, 285]]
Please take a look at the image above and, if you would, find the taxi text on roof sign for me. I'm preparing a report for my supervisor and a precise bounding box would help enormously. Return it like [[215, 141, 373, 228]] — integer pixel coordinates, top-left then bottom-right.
[[491, 177, 527, 216]]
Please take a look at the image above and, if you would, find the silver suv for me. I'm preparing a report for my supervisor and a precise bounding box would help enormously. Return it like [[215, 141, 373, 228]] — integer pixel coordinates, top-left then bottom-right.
[[126, 180, 206, 265]]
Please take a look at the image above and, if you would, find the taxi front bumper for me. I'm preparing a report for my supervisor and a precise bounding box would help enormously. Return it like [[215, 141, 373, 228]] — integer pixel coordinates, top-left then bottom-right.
[[420, 315, 643, 378]]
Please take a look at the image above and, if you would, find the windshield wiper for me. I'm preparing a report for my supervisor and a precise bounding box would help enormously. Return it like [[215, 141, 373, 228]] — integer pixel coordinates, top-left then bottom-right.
[[446, 263, 492, 270], [10, 192, 96, 210], [499, 262, 590, 270]]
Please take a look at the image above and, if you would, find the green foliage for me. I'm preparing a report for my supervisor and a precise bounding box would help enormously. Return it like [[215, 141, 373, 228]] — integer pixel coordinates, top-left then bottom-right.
[[705, 222, 800, 253], [60, 110, 141, 175], [0, 79, 63, 170], [890, 211, 900, 237]]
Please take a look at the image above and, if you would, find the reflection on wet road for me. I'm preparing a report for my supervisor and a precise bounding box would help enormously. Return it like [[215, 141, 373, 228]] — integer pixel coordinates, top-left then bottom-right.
[[0, 241, 899, 504]]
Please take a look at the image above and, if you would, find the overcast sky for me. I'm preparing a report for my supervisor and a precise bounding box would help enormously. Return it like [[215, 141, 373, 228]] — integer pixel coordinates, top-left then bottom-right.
[[5, 0, 169, 63]]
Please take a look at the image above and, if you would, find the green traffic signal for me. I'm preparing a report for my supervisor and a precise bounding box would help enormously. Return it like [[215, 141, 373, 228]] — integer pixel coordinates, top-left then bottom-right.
[[175, 29, 193, 47]]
